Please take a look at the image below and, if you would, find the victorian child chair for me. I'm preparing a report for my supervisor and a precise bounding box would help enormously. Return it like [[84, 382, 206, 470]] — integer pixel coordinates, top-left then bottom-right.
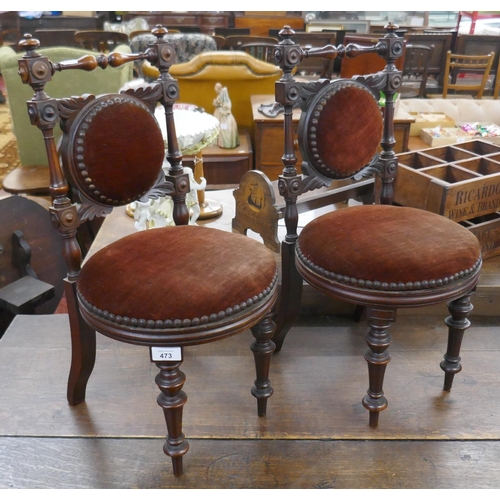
[[18, 26, 278, 476], [271, 24, 482, 428]]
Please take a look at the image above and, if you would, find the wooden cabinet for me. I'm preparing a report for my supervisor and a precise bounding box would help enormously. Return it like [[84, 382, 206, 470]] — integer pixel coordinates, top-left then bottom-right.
[[183, 131, 253, 188], [251, 95, 412, 181], [198, 13, 230, 32], [123, 11, 229, 34], [251, 95, 303, 181], [157, 13, 199, 27], [393, 118, 413, 154], [18, 13, 105, 34], [234, 13, 304, 37]]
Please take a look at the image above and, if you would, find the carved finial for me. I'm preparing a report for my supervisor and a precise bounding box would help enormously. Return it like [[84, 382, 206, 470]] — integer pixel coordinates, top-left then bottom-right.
[[279, 25, 295, 43], [18, 33, 40, 53], [152, 25, 168, 40], [384, 21, 400, 33]]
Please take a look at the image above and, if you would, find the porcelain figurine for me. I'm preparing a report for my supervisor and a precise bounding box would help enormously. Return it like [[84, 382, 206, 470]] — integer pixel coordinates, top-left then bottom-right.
[[213, 82, 239, 148]]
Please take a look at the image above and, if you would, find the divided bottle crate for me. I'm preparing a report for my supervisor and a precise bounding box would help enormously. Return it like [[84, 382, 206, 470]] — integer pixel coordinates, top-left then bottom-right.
[[394, 139, 500, 259]]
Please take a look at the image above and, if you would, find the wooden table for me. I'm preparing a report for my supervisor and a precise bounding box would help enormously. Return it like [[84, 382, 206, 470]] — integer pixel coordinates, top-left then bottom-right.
[[251, 94, 414, 182], [85, 189, 237, 262]]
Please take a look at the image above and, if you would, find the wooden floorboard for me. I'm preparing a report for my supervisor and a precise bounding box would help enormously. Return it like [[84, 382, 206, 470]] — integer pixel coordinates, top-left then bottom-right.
[[2, 437, 500, 489], [1, 313, 500, 488]]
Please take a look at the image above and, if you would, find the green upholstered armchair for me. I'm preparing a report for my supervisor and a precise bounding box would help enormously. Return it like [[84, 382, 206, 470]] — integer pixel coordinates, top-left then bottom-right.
[[0, 43, 133, 193], [129, 33, 217, 80]]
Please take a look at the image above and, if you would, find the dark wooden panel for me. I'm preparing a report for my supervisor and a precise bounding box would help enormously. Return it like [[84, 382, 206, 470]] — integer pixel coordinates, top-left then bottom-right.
[[19, 14, 105, 33], [456, 34, 500, 72], [0, 196, 65, 316], [455, 34, 500, 91]]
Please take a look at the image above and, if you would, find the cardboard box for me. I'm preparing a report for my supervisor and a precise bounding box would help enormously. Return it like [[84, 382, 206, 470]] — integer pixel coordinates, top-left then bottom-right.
[[420, 127, 470, 147], [409, 112, 455, 136]]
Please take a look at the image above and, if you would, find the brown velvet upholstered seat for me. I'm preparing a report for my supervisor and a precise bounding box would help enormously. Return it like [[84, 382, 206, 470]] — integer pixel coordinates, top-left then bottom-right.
[[272, 25, 482, 428], [19, 27, 278, 477], [78, 226, 277, 344], [296, 205, 481, 306]]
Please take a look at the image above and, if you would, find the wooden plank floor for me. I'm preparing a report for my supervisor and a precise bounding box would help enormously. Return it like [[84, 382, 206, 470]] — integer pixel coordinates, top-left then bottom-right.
[[1, 312, 500, 488]]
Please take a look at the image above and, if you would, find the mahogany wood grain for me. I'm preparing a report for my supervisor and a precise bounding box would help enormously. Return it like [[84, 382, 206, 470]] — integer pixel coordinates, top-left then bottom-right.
[[2, 165, 50, 195], [234, 14, 304, 37]]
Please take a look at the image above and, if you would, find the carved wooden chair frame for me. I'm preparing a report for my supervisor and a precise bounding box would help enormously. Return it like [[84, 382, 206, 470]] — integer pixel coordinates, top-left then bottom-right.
[[269, 23, 405, 350], [242, 24, 482, 430], [18, 26, 278, 476]]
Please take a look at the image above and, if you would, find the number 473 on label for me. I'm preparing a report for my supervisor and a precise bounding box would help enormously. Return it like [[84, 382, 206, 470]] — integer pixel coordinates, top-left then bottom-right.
[[150, 346, 182, 362]]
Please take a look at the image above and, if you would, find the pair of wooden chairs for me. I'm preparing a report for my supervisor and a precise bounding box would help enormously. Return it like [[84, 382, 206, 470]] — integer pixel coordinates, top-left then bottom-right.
[[17, 24, 482, 476]]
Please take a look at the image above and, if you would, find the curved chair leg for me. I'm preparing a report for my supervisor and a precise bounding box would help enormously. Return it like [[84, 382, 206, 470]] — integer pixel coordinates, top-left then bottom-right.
[[155, 357, 189, 477], [65, 280, 96, 406], [441, 292, 474, 391], [250, 310, 276, 417], [362, 306, 395, 428], [272, 240, 303, 353]]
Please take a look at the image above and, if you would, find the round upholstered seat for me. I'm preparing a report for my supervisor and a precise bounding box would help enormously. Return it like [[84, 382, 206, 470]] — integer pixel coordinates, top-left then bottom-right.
[[77, 225, 278, 346], [296, 205, 482, 307]]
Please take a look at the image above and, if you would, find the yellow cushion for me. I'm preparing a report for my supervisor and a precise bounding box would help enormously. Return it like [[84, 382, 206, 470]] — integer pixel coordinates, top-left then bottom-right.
[[144, 51, 282, 130]]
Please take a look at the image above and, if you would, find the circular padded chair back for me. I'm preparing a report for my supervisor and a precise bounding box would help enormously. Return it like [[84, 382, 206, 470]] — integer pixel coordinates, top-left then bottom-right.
[[62, 93, 165, 206], [298, 79, 383, 180]]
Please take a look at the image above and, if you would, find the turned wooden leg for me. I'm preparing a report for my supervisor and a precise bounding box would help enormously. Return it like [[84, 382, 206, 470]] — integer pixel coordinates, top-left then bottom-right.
[[250, 310, 276, 417], [441, 293, 474, 392], [155, 357, 189, 477], [362, 307, 395, 428], [65, 280, 96, 406]]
